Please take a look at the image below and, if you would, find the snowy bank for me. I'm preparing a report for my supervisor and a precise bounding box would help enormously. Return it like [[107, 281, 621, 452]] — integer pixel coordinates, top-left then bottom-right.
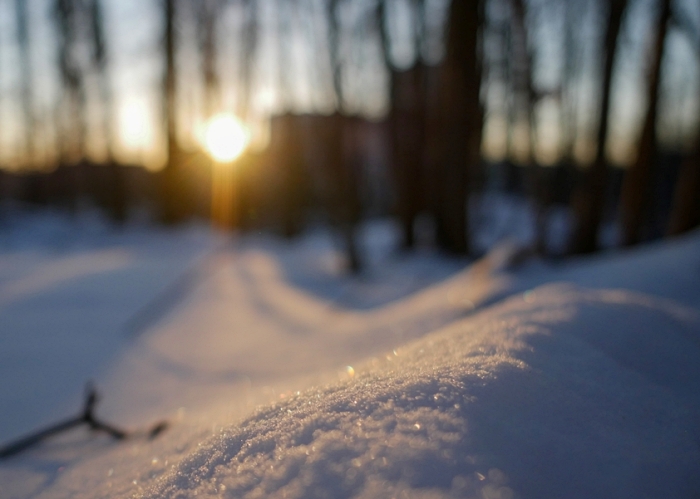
[[142, 284, 700, 499], [1, 220, 700, 498]]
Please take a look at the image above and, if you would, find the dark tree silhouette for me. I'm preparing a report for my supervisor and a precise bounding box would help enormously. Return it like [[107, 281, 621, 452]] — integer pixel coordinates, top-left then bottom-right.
[[433, 0, 484, 255], [509, 0, 550, 254], [560, 0, 585, 165], [15, 0, 35, 164], [322, 0, 363, 273], [88, 0, 127, 223], [198, 0, 221, 119], [666, 1, 700, 236], [620, 0, 672, 246], [160, 0, 184, 224], [667, 138, 700, 236], [238, 0, 259, 120], [377, 0, 429, 250], [570, 0, 629, 254], [54, 0, 86, 163]]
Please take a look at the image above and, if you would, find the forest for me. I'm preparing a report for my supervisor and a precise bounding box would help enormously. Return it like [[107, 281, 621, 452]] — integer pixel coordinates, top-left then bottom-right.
[[0, 0, 698, 269]]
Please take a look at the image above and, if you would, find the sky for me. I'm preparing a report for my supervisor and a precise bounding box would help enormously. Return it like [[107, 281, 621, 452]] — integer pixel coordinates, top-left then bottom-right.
[[0, 0, 698, 171]]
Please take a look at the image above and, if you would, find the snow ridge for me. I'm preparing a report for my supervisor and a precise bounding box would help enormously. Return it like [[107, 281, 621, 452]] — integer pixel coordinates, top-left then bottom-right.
[[142, 284, 700, 499], [142, 356, 520, 499], [4, 224, 700, 499]]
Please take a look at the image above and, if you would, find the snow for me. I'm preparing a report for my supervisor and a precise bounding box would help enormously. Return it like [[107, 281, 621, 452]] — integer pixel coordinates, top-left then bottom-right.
[[0, 211, 216, 445], [1, 210, 699, 498]]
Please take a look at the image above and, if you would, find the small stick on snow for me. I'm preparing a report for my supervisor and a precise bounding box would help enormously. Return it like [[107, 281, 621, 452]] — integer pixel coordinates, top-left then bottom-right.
[[0, 383, 168, 459]]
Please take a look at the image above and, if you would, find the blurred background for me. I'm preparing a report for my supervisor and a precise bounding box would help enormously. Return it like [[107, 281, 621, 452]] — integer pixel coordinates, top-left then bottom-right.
[[0, 0, 698, 270]]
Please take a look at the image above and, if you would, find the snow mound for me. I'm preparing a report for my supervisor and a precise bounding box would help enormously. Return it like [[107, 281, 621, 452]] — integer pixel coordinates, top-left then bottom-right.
[[142, 284, 700, 499]]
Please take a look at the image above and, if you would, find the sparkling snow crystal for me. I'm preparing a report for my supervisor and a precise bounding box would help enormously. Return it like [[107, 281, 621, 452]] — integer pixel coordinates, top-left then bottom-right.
[[141, 284, 700, 499]]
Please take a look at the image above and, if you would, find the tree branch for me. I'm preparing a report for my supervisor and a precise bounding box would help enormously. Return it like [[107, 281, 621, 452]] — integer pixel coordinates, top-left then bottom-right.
[[0, 383, 168, 459]]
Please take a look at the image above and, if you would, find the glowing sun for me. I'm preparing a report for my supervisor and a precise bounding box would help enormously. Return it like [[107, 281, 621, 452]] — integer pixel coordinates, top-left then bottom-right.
[[204, 113, 249, 162]]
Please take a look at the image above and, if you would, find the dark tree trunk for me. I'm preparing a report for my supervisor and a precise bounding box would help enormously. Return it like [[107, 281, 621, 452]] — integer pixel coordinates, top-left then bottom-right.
[[54, 0, 83, 160], [377, 0, 428, 250], [198, 0, 220, 118], [620, 0, 671, 246], [666, 8, 700, 236], [324, 0, 363, 272], [303, 115, 363, 273], [16, 0, 35, 164], [160, 0, 182, 224], [667, 141, 700, 235], [327, 0, 343, 110], [560, 0, 583, 164], [269, 115, 309, 238], [570, 0, 629, 254], [510, 0, 548, 255], [390, 66, 428, 249], [88, 0, 127, 224], [238, 0, 258, 120], [433, 0, 484, 255], [54, 0, 88, 211]]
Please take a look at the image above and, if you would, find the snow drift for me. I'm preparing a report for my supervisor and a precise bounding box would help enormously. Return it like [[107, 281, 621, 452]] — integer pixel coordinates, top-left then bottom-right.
[[1, 217, 700, 499], [142, 284, 700, 499]]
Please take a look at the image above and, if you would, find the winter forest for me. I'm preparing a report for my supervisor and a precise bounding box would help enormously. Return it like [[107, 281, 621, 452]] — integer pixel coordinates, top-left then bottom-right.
[[1, 0, 700, 498], [0, 0, 696, 256]]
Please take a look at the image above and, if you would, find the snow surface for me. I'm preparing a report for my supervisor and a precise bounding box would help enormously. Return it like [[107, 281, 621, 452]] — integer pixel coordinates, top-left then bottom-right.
[[1, 211, 699, 498]]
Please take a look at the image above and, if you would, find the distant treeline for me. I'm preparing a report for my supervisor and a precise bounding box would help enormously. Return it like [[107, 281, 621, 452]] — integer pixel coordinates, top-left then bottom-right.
[[0, 0, 698, 271], [0, 125, 688, 259]]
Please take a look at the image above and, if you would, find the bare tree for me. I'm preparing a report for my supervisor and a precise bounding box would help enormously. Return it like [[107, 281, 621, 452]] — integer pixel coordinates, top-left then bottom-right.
[[667, 135, 700, 236], [248, 0, 309, 236], [508, 0, 551, 254], [377, 0, 429, 249], [275, 0, 297, 108], [433, 0, 485, 255], [326, 0, 344, 109], [322, 0, 363, 272], [570, 0, 629, 253], [87, 0, 111, 158], [86, 0, 127, 223], [54, 0, 86, 164], [198, 0, 221, 119], [238, 0, 259, 120], [619, 0, 672, 246], [15, 0, 35, 165], [160, 0, 183, 223], [667, 7, 700, 236], [559, 0, 585, 165]]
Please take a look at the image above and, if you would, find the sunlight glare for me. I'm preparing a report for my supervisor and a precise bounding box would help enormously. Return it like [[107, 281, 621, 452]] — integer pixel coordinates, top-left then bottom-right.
[[119, 99, 152, 150], [205, 114, 249, 163]]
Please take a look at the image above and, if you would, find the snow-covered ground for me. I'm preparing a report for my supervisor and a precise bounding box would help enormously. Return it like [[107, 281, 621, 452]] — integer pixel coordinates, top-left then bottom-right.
[[0, 210, 699, 498]]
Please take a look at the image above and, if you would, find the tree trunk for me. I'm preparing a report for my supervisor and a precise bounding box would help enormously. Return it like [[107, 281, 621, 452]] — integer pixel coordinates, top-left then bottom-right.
[[377, 0, 428, 250], [325, 1, 363, 272], [199, 0, 220, 118], [160, 0, 182, 224], [509, 0, 548, 255], [16, 0, 35, 165], [667, 141, 700, 235], [667, 9, 700, 236], [238, 0, 258, 120], [88, 0, 127, 224], [434, 0, 484, 255], [619, 0, 671, 246], [391, 66, 427, 249], [570, 0, 629, 254]]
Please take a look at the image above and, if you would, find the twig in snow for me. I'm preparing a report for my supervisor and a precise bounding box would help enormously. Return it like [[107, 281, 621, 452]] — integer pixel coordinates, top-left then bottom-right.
[[0, 383, 168, 459]]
